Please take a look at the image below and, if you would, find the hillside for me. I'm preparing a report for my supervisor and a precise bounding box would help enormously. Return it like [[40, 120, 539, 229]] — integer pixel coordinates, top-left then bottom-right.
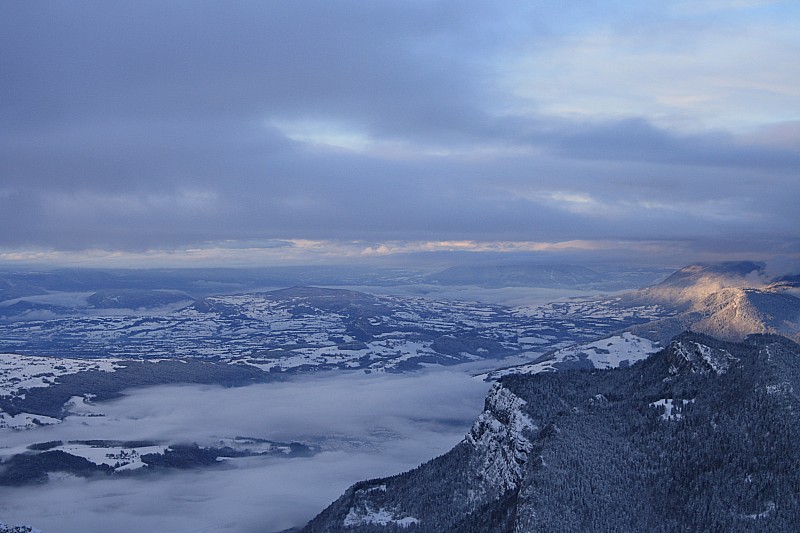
[[627, 262, 800, 344], [489, 262, 800, 380], [302, 333, 800, 532], [636, 261, 766, 306]]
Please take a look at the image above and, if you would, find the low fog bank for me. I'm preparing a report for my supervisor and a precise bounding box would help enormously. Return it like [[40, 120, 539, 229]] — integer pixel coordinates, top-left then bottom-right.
[[341, 284, 601, 306], [0, 368, 491, 532]]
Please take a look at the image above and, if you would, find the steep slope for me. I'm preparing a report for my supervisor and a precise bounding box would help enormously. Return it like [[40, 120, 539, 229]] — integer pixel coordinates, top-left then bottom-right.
[[616, 261, 800, 344], [425, 262, 800, 382], [630, 286, 800, 344], [690, 288, 800, 341], [491, 261, 799, 380], [637, 261, 765, 306], [302, 333, 800, 532]]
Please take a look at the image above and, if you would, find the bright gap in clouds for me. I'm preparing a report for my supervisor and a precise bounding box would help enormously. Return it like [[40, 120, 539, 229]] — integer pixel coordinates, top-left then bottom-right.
[[0, 368, 491, 533], [505, 3, 800, 132], [271, 119, 374, 152], [0, 238, 682, 269]]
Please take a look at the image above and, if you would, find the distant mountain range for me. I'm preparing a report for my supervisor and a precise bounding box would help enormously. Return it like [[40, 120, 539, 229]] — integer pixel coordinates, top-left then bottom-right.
[[425, 264, 605, 288], [0, 264, 672, 311], [301, 333, 800, 532]]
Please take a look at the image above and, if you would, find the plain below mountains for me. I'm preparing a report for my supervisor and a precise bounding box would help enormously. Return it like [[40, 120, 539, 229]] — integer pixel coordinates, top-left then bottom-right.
[[424, 263, 668, 290]]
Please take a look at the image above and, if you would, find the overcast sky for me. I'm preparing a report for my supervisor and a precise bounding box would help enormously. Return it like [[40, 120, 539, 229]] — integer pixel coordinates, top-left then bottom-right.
[[1, 1, 799, 267]]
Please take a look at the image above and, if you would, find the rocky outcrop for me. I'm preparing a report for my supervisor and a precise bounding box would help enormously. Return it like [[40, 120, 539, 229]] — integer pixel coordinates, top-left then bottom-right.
[[666, 334, 739, 375], [465, 383, 536, 496]]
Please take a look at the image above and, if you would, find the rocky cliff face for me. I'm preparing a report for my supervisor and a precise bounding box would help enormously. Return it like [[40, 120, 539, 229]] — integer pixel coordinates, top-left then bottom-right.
[[464, 383, 536, 496], [301, 383, 538, 533], [301, 333, 800, 532], [666, 335, 739, 375]]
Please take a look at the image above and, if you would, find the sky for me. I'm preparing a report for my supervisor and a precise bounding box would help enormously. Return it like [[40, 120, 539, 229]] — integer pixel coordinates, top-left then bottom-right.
[[1, 0, 799, 268]]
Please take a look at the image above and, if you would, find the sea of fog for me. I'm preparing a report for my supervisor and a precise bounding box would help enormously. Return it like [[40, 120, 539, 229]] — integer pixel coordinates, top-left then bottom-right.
[[341, 284, 599, 307], [0, 368, 492, 533]]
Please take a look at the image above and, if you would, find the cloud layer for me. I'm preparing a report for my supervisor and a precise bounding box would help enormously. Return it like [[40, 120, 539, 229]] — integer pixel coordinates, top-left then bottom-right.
[[1, 1, 798, 265], [0, 369, 490, 532]]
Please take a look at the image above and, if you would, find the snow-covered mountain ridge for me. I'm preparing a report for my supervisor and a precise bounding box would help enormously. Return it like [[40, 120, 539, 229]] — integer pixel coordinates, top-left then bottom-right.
[[480, 262, 800, 381], [302, 333, 800, 532], [630, 261, 800, 343]]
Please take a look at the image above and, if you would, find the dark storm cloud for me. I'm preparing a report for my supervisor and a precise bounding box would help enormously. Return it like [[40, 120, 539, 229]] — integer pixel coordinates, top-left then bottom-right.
[[1, 1, 798, 261]]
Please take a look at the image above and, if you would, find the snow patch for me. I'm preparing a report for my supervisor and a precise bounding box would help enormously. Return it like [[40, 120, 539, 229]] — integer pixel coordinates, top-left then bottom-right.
[[765, 381, 794, 396], [54, 442, 167, 471], [486, 333, 659, 379], [744, 501, 776, 519], [0, 410, 61, 430], [63, 395, 106, 417], [670, 340, 737, 375], [650, 398, 694, 421], [0, 523, 43, 533], [581, 332, 660, 369], [0, 353, 123, 397], [343, 504, 419, 528]]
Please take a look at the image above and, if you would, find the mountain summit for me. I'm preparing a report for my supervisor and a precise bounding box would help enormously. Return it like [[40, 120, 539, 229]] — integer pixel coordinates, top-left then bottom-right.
[[628, 262, 800, 343], [640, 261, 765, 305]]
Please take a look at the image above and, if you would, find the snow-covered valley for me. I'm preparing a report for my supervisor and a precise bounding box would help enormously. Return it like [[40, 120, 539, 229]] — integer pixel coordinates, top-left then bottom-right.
[[6, 262, 795, 532], [0, 284, 673, 532]]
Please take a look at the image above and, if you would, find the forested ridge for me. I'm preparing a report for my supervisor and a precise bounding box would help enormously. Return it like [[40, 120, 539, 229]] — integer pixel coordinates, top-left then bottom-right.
[[303, 333, 800, 532]]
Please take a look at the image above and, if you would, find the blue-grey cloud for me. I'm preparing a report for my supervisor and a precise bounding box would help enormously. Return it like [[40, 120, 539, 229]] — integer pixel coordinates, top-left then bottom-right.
[[1, 1, 798, 262]]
